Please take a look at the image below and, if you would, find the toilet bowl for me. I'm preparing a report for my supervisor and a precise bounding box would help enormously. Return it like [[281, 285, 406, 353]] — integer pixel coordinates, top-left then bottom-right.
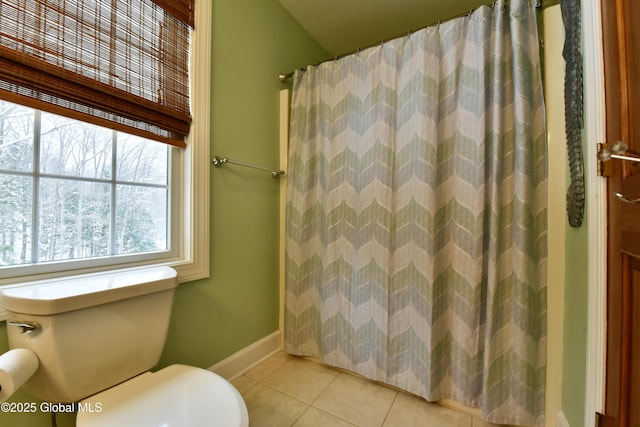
[[0, 266, 249, 427], [77, 365, 249, 427]]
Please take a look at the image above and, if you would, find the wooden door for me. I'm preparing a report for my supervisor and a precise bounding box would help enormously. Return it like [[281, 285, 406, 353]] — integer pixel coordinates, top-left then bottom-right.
[[601, 0, 640, 425]]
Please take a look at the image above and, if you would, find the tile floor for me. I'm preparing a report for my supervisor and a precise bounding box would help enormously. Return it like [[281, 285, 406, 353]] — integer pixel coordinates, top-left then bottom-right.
[[230, 352, 503, 427]]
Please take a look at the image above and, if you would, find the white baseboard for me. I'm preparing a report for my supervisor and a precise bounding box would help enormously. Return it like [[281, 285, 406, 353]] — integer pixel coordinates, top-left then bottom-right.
[[208, 331, 281, 381], [557, 411, 570, 427]]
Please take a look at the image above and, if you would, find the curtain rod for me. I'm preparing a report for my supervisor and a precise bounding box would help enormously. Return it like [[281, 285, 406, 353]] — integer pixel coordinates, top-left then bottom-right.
[[278, 0, 544, 83]]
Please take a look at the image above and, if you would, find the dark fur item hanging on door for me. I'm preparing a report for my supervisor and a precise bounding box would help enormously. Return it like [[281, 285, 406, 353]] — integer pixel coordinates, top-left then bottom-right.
[[562, 0, 585, 227]]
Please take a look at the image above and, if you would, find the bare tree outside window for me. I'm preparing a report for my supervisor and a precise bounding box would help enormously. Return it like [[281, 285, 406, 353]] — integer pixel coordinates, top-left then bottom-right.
[[0, 99, 170, 269]]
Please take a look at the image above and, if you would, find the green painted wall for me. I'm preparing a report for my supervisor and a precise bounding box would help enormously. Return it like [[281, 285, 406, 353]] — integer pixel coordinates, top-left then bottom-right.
[[561, 151, 589, 425], [0, 1, 328, 426], [155, 0, 328, 368]]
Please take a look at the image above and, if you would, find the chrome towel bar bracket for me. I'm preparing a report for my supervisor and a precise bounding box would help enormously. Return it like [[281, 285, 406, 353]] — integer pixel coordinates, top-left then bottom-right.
[[212, 156, 285, 179]]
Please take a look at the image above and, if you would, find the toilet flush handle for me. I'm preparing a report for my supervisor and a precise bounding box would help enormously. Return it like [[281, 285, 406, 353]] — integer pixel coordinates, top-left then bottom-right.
[[7, 320, 42, 334]]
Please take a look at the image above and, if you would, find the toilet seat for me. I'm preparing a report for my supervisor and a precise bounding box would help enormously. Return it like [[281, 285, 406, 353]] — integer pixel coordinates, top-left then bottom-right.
[[76, 364, 249, 427]]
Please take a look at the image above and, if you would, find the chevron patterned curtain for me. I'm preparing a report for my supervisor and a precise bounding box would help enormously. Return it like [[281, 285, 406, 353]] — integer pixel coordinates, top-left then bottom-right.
[[284, 0, 547, 425]]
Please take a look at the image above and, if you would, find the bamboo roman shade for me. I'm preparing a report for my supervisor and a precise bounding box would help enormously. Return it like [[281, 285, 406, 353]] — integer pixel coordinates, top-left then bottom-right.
[[0, 0, 195, 148]]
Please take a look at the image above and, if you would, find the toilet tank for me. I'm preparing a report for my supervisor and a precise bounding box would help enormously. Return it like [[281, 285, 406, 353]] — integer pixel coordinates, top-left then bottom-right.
[[0, 266, 178, 403]]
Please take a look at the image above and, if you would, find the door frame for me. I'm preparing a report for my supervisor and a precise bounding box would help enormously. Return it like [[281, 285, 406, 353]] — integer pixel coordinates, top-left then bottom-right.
[[583, 0, 608, 426]]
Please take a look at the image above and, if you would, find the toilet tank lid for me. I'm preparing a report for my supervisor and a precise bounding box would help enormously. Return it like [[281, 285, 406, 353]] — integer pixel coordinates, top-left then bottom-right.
[[0, 266, 177, 316]]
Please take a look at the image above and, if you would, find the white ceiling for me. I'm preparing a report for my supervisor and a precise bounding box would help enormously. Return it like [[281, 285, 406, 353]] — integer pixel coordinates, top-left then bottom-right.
[[278, 0, 492, 56]]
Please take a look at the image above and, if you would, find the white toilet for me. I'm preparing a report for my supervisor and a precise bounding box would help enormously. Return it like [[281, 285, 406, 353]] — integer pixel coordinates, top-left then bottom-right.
[[0, 266, 249, 427]]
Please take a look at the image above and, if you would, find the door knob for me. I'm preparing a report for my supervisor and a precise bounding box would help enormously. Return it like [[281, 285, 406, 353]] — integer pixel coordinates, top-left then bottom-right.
[[614, 192, 640, 204]]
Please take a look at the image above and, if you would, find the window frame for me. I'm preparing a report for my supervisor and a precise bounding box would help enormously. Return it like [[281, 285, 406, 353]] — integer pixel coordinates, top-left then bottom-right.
[[0, 0, 210, 292], [0, 110, 178, 272]]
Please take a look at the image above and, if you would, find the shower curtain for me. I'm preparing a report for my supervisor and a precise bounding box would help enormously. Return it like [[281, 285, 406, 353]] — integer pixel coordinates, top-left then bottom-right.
[[284, 0, 547, 424]]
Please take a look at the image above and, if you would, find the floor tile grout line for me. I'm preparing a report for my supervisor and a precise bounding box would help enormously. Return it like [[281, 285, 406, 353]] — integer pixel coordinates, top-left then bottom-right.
[[253, 359, 315, 427], [253, 356, 295, 384], [242, 376, 260, 396], [246, 380, 311, 427], [380, 391, 400, 427], [288, 402, 312, 427], [307, 368, 341, 407], [244, 351, 501, 427], [257, 353, 344, 406], [254, 358, 338, 406], [258, 381, 309, 405], [254, 356, 384, 427], [307, 371, 362, 426], [255, 359, 362, 427]]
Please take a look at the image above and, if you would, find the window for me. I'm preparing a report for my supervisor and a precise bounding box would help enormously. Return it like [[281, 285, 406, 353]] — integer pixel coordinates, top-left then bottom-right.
[[0, 0, 210, 288], [0, 99, 177, 276]]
